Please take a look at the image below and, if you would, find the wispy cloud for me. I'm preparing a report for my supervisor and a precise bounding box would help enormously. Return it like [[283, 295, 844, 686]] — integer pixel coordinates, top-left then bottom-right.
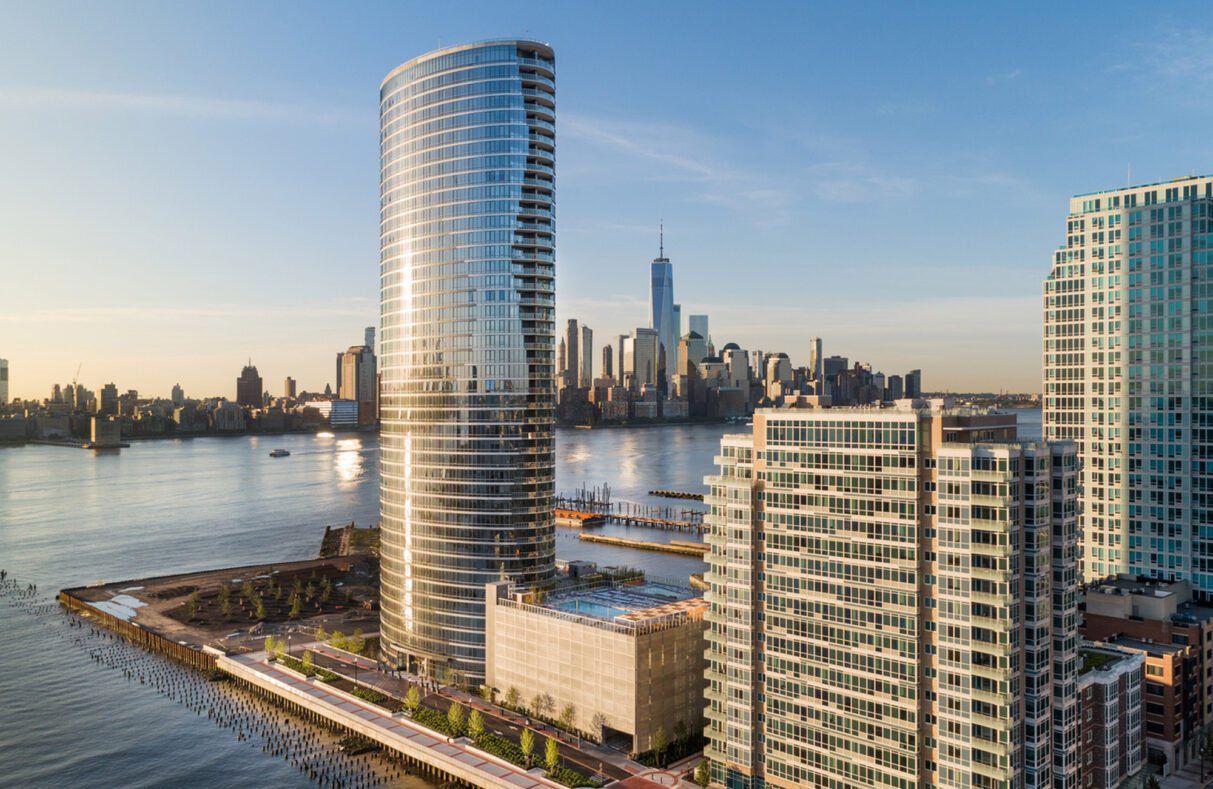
[[985, 68, 1023, 86], [1140, 27, 1213, 82], [0, 87, 366, 125]]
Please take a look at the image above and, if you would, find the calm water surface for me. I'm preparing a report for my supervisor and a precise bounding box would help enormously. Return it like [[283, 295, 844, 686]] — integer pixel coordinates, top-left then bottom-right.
[[0, 412, 1040, 786]]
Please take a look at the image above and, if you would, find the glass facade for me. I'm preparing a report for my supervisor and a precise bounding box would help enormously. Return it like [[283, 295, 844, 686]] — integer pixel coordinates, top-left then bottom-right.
[[1043, 175, 1213, 591], [378, 41, 557, 682], [650, 257, 675, 392]]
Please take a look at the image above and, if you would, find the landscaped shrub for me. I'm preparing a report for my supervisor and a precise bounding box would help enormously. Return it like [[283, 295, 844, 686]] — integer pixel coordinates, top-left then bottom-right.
[[351, 686, 390, 704]]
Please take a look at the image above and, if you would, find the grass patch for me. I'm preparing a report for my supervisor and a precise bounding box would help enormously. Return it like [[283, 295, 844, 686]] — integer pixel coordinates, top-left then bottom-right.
[[351, 686, 390, 704], [1079, 650, 1119, 675], [277, 654, 339, 683]]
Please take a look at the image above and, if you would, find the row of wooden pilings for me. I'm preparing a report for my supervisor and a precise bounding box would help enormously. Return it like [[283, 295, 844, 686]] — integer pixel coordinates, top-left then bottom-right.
[[226, 673, 474, 788], [58, 590, 473, 789]]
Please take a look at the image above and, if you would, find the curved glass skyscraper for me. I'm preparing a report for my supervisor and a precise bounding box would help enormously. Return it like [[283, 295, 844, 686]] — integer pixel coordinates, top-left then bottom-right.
[[378, 41, 556, 682]]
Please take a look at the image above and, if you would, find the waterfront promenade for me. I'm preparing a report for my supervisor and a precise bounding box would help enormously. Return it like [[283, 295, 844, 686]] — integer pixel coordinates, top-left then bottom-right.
[[221, 650, 569, 789]]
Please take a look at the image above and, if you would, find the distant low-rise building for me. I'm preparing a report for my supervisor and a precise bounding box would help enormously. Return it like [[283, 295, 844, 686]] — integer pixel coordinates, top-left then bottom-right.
[[313, 399, 357, 428]]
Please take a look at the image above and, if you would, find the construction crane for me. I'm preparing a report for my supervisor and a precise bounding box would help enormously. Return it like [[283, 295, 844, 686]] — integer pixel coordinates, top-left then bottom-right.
[[72, 362, 81, 390]]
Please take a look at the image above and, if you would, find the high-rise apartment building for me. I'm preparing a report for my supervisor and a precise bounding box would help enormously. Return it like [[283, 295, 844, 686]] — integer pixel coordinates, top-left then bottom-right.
[[1044, 175, 1213, 588], [365, 326, 376, 354], [905, 368, 923, 399], [338, 345, 376, 404], [704, 406, 1080, 789], [602, 344, 613, 381], [651, 238, 676, 393], [378, 40, 556, 682], [171, 383, 185, 406], [236, 363, 262, 407], [0, 359, 7, 405], [283, 377, 296, 400]]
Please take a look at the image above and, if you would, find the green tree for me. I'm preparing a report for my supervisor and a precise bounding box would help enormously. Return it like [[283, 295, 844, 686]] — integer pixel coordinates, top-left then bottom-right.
[[504, 686, 520, 710], [404, 685, 421, 714], [274, 586, 283, 601], [520, 728, 535, 766], [591, 712, 608, 743], [305, 582, 316, 600], [348, 628, 366, 655], [673, 719, 689, 743], [264, 635, 276, 655], [468, 709, 485, 740], [447, 701, 465, 735], [544, 736, 559, 772], [441, 665, 455, 688], [652, 726, 669, 767], [218, 584, 230, 606], [275, 638, 287, 661], [694, 760, 710, 787], [314, 625, 327, 643], [331, 630, 347, 650], [185, 590, 200, 620], [288, 594, 302, 619], [531, 692, 552, 717], [293, 577, 303, 595], [242, 579, 255, 602], [558, 703, 576, 732], [479, 684, 495, 703], [320, 584, 331, 604], [221, 598, 232, 621], [254, 597, 267, 620], [301, 650, 314, 673]]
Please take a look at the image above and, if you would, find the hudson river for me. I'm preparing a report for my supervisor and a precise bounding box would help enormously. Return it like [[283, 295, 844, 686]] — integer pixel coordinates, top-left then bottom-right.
[[0, 410, 1040, 787]]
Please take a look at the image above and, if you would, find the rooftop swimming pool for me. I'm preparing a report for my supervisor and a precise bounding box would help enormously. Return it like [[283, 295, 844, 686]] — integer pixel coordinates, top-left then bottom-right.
[[554, 599, 629, 619]]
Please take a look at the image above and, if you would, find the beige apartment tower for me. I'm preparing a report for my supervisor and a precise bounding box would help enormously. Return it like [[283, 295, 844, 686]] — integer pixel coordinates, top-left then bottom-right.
[[703, 405, 1080, 789]]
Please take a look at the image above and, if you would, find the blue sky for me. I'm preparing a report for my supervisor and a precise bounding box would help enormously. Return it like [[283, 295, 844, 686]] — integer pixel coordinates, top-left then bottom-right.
[[3, 1, 1212, 399]]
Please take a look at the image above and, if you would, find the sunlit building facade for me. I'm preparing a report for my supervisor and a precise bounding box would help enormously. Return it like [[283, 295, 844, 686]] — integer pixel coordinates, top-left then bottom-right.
[[378, 40, 557, 682], [704, 406, 1080, 789], [1043, 175, 1213, 589]]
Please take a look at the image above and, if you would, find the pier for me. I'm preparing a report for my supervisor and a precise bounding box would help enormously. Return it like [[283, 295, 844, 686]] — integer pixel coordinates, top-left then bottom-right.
[[577, 533, 708, 556], [555, 496, 706, 533], [647, 489, 705, 501]]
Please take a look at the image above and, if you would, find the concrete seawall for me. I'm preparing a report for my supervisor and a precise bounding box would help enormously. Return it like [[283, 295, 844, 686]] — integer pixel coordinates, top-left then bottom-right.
[[576, 533, 708, 556]]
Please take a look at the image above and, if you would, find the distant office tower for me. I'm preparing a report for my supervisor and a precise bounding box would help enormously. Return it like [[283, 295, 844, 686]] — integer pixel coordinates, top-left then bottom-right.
[[283, 377, 296, 400], [905, 368, 922, 398], [688, 315, 709, 347], [99, 383, 118, 415], [236, 363, 262, 407], [886, 373, 904, 400], [171, 383, 185, 406], [1044, 175, 1213, 587], [631, 328, 659, 387], [650, 234, 676, 392], [579, 324, 593, 387], [681, 331, 707, 373], [364, 326, 375, 354], [378, 40, 556, 682], [0, 359, 7, 405], [64, 383, 75, 409], [616, 334, 628, 381], [557, 338, 566, 383], [565, 319, 580, 387], [720, 343, 748, 388], [51, 383, 61, 403], [672, 303, 682, 370], [750, 350, 763, 381], [602, 344, 613, 380], [809, 335, 822, 389], [704, 406, 1080, 789]]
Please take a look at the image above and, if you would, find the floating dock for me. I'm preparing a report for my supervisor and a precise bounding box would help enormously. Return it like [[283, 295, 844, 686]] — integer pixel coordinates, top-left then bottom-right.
[[577, 533, 708, 556]]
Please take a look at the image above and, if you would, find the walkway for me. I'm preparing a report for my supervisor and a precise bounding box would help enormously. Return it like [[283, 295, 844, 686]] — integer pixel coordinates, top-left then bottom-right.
[[220, 651, 565, 789]]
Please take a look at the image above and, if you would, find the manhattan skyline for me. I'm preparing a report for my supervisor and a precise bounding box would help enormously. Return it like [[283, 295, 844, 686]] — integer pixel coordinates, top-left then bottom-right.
[[4, 2, 1213, 398]]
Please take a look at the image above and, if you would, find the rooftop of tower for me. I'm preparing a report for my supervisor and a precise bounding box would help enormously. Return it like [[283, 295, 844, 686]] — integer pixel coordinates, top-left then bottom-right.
[[1073, 173, 1213, 198], [381, 39, 554, 88]]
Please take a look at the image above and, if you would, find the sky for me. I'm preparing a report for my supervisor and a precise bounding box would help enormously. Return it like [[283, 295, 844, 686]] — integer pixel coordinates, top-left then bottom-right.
[[3, 1, 1213, 399]]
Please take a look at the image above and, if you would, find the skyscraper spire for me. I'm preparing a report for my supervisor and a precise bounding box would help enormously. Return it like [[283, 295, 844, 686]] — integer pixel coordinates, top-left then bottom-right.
[[659, 220, 664, 259]]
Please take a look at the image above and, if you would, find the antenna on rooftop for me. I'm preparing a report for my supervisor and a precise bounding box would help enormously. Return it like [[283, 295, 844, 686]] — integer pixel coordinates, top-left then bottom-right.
[[659, 219, 664, 258]]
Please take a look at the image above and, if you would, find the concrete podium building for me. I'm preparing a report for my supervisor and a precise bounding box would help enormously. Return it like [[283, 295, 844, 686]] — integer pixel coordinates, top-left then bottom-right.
[[485, 579, 707, 753], [378, 41, 557, 683]]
